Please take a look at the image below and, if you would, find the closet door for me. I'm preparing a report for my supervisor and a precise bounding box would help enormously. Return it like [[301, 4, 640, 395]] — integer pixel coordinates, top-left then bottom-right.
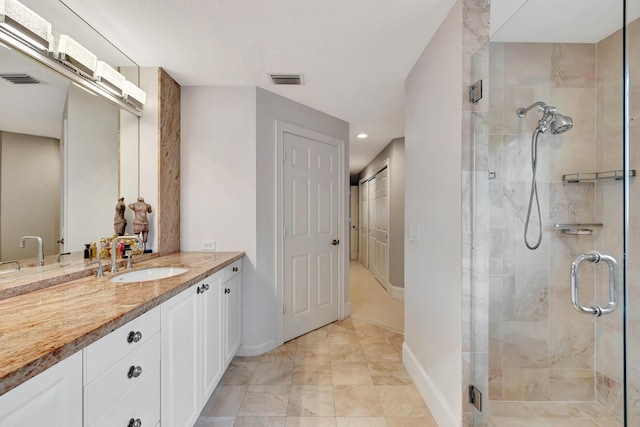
[[359, 180, 369, 267]]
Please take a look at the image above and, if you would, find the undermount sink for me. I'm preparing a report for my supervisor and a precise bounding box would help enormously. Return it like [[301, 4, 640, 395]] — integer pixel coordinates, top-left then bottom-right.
[[110, 266, 190, 283]]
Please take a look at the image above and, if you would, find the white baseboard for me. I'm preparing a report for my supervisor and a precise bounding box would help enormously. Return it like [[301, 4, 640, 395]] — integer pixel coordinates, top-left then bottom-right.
[[389, 282, 404, 301], [236, 338, 278, 357], [403, 342, 459, 427]]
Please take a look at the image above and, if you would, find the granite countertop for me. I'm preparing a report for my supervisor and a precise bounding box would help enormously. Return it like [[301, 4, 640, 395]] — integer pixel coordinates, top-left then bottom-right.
[[0, 251, 244, 396]]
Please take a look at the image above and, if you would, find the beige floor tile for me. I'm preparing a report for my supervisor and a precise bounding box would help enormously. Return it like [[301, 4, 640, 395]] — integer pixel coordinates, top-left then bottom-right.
[[329, 344, 366, 363], [285, 417, 337, 427], [361, 344, 402, 363], [221, 361, 258, 385], [489, 418, 553, 427], [237, 385, 290, 416], [258, 341, 298, 362], [368, 363, 412, 385], [376, 385, 429, 417], [331, 363, 373, 385], [195, 417, 236, 427], [295, 344, 331, 364], [250, 361, 294, 385], [287, 385, 335, 416], [335, 417, 388, 427], [328, 332, 361, 346], [333, 385, 384, 417], [593, 419, 624, 426], [201, 385, 248, 416], [549, 420, 600, 426], [233, 416, 286, 427], [326, 318, 356, 334], [292, 363, 333, 385], [296, 328, 329, 345], [386, 417, 438, 427]]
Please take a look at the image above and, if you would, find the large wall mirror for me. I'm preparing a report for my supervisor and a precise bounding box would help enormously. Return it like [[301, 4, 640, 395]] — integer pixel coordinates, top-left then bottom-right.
[[0, 0, 140, 272]]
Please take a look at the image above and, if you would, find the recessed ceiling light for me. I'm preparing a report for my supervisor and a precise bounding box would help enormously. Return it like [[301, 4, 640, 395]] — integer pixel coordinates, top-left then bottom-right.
[[357, 133, 368, 139]]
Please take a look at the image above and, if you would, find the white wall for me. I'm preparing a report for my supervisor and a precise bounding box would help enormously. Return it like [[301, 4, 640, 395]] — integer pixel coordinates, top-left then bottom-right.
[[404, 1, 463, 426], [180, 86, 260, 350], [181, 86, 349, 355]]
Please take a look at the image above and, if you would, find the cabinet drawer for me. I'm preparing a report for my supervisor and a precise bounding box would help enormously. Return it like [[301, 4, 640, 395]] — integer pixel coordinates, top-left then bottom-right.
[[85, 305, 160, 384], [89, 362, 160, 427], [223, 259, 241, 282], [85, 334, 160, 426]]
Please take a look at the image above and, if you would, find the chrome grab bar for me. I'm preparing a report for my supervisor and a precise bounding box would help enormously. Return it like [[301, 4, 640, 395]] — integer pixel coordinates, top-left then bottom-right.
[[570, 251, 618, 317]]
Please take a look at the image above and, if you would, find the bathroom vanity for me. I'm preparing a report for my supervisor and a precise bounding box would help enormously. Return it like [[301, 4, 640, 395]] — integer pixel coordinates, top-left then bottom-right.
[[0, 251, 244, 427]]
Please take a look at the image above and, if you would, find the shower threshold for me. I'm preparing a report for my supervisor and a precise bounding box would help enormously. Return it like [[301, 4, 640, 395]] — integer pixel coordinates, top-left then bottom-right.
[[486, 400, 621, 426]]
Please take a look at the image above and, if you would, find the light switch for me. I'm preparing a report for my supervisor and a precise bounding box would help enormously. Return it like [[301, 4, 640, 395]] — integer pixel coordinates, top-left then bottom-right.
[[409, 226, 419, 242]]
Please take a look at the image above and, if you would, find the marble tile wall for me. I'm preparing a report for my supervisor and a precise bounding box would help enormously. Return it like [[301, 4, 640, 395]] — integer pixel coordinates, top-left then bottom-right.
[[486, 41, 601, 404]]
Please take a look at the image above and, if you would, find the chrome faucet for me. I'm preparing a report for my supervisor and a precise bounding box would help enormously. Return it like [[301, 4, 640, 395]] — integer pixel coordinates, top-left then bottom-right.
[[111, 236, 141, 273], [57, 252, 71, 263], [89, 259, 104, 278], [18, 236, 44, 267], [0, 260, 20, 271]]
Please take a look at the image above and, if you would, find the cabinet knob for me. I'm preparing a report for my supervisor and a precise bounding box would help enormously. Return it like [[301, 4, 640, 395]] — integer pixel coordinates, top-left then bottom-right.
[[225, 288, 230, 294], [197, 286, 203, 294], [232, 266, 239, 272], [128, 419, 142, 427], [127, 331, 142, 343], [127, 365, 143, 378], [203, 283, 210, 291]]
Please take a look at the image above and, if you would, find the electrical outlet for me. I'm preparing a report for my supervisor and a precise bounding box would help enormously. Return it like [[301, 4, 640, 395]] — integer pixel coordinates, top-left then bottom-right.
[[201, 240, 216, 251]]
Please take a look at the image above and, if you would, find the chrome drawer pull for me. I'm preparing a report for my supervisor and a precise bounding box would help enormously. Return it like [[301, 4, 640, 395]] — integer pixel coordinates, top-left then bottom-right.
[[127, 331, 142, 343], [127, 365, 143, 378]]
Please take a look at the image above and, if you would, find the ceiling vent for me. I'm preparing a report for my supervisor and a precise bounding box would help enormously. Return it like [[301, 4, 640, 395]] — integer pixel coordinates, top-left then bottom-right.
[[0, 73, 40, 84], [268, 73, 303, 85]]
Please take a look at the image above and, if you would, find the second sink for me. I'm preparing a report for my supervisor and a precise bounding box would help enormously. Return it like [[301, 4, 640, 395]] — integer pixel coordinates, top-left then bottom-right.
[[110, 266, 190, 283]]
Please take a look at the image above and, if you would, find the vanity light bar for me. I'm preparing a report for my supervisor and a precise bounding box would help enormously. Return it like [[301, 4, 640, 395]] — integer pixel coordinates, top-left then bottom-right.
[[95, 61, 126, 96], [55, 34, 97, 79], [0, 0, 52, 51], [123, 80, 146, 109]]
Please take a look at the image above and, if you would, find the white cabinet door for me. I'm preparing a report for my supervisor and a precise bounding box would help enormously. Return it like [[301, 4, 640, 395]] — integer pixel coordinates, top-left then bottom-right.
[[223, 272, 242, 367], [161, 285, 201, 427], [201, 272, 223, 400], [0, 351, 82, 427]]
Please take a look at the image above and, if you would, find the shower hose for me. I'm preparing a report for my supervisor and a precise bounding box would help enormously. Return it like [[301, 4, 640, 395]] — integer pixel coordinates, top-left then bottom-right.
[[524, 128, 543, 250]]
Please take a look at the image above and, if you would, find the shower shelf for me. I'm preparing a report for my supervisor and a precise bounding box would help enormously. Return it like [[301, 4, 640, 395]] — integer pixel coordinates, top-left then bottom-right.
[[562, 170, 636, 183], [554, 223, 603, 235]]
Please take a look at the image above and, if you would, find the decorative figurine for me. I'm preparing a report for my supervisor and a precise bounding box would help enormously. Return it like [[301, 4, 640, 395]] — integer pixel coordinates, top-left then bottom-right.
[[114, 197, 127, 236], [129, 196, 153, 248]]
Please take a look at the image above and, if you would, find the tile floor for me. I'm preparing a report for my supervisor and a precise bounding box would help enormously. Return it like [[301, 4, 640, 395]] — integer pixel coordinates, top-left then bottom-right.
[[194, 317, 437, 427]]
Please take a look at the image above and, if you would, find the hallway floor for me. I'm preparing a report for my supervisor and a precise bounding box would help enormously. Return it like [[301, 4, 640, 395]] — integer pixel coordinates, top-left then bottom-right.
[[195, 317, 437, 427], [350, 260, 404, 333]]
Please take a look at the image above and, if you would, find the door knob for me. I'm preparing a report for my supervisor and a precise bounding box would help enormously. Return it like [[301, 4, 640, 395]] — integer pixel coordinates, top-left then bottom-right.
[[332, 239, 340, 246]]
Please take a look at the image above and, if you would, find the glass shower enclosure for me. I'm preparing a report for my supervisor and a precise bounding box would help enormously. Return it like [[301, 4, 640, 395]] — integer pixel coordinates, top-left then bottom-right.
[[470, 0, 639, 425]]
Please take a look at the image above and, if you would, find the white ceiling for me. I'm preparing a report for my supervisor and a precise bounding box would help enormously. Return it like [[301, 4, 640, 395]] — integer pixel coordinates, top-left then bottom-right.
[[55, 0, 458, 175]]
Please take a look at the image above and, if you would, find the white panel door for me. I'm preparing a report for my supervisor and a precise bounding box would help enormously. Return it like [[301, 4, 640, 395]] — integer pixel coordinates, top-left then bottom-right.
[[350, 186, 359, 260], [359, 180, 369, 267], [373, 169, 389, 285], [368, 176, 378, 278], [283, 132, 339, 341]]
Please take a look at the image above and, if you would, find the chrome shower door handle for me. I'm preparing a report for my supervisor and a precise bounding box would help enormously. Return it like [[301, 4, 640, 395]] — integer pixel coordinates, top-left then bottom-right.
[[570, 251, 618, 317]]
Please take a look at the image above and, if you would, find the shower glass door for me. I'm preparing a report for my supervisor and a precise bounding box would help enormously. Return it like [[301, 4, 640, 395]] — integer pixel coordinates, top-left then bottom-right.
[[470, 0, 632, 425]]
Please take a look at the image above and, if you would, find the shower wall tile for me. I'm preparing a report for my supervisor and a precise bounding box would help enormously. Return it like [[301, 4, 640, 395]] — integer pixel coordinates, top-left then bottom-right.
[[549, 88, 596, 135], [502, 275, 548, 321], [502, 368, 549, 401], [489, 276, 502, 322], [551, 43, 596, 89], [489, 42, 504, 89], [488, 135, 503, 179], [489, 368, 502, 400], [502, 181, 550, 235], [502, 87, 538, 135], [548, 232, 597, 278], [502, 321, 548, 368], [602, 128, 623, 171], [627, 336, 640, 390], [602, 325, 624, 382], [489, 321, 503, 368], [501, 134, 540, 182], [503, 43, 552, 89], [597, 30, 623, 82], [545, 133, 596, 180], [549, 322, 594, 369], [502, 228, 549, 276], [489, 88, 504, 135], [548, 275, 595, 323], [548, 182, 595, 225], [548, 369, 595, 401], [489, 229, 503, 275], [597, 372, 624, 418], [602, 77, 624, 133]]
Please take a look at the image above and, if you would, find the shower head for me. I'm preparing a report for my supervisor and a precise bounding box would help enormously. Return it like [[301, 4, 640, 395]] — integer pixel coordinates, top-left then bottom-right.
[[550, 112, 573, 134], [516, 101, 573, 134]]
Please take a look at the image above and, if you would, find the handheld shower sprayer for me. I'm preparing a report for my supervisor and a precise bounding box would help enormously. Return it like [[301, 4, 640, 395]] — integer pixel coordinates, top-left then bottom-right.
[[516, 101, 574, 250]]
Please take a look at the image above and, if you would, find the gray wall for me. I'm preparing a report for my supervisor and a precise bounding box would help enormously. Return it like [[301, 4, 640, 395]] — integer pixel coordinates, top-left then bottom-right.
[[358, 137, 405, 289], [1, 132, 60, 261]]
